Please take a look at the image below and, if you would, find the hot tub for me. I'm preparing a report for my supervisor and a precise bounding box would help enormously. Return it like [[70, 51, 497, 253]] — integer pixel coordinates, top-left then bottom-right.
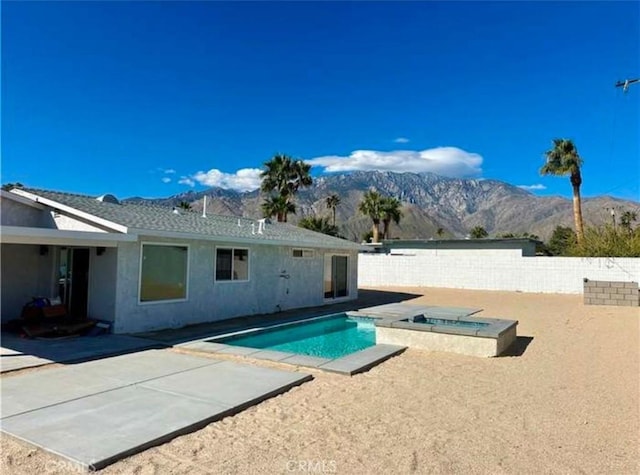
[[374, 313, 518, 357]]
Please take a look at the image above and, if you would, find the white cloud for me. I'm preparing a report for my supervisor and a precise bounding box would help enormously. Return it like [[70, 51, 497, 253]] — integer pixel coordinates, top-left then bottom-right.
[[179, 176, 195, 187], [163, 168, 176, 174], [161, 177, 172, 184], [307, 147, 483, 178], [183, 168, 262, 192], [393, 137, 410, 144], [518, 184, 547, 191]]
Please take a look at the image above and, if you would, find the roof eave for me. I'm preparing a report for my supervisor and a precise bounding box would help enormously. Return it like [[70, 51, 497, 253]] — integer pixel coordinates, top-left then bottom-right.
[[10, 189, 129, 234], [127, 227, 364, 251], [0, 226, 138, 247]]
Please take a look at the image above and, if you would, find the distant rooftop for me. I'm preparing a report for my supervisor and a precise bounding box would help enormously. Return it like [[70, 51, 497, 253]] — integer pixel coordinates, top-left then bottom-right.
[[363, 238, 541, 256]]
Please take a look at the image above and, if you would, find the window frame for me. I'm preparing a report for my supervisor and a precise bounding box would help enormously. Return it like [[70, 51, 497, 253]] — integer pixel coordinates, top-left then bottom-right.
[[292, 248, 315, 259], [138, 242, 190, 305], [214, 246, 250, 283]]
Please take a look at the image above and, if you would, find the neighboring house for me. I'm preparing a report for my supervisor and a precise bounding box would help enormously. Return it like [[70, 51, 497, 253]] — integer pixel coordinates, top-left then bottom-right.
[[362, 238, 541, 257], [1, 188, 361, 333]]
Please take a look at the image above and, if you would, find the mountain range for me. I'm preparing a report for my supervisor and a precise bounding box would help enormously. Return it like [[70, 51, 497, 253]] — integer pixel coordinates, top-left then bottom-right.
[[126, 171, 639, 242]]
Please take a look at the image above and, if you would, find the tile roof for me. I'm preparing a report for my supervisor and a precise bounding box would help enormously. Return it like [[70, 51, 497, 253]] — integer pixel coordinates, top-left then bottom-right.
[[17, 188, 362, 250]]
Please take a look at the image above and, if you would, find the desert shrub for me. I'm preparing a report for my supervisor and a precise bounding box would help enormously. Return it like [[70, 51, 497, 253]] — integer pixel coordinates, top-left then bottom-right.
[[569, 225, 640, 257], [547, 226, 577, 256]]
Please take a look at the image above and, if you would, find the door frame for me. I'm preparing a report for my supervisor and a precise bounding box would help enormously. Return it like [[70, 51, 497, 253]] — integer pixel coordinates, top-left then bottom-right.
[[58, 247, 91, 317], [323, 253, 350, 301]]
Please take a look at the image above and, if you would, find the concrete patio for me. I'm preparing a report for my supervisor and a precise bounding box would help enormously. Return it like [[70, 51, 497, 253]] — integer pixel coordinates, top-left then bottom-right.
[[0, 333, 164, 373], [1, 349, 311, 470]]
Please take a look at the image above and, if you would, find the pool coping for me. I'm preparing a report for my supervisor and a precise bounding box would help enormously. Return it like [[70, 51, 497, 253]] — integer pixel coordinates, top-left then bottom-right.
[[374, 314, 518, 339], [179, 313, 406, 376]]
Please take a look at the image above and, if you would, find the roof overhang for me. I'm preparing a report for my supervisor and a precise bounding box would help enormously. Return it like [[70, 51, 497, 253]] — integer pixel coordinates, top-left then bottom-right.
[[0, 226, 138, 247], [128, 228, 365, 251], [9, 189, 128, 233], [0, 190, 47, 210]]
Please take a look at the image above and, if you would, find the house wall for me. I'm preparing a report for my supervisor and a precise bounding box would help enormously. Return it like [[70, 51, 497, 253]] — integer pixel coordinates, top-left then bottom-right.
[[0, 199, 52, 228], [112, 236, 359, 333], [53, 214, 110, 232], [1, 244, 56, 321], [358, 251, 640, 294], [88, 247, 118, 322]]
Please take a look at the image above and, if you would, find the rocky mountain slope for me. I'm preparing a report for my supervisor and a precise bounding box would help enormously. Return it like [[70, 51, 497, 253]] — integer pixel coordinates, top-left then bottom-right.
[[126, 171, 639, 241]]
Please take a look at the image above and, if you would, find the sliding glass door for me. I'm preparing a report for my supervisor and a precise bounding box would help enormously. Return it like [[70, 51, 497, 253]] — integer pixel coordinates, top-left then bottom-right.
[[324, 255, 349, 299]]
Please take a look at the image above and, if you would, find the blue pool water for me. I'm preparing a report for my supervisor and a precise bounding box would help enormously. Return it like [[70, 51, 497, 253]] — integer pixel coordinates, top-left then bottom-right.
[[414, 317, 489, 329], [220, 315, 376, 359]]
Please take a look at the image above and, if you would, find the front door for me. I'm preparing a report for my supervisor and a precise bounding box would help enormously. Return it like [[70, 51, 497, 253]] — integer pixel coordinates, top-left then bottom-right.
[[61, 248, 90, 317], [324, 255, 349, 299]]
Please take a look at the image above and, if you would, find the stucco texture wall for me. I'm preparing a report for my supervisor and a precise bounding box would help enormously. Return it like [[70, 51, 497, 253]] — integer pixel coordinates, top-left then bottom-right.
[[88, 247, 117, 322], [1, 244, 55, 321], [113, 236, 358, 333], [0, 199, 51, 228], [359, 251, 639, 294]]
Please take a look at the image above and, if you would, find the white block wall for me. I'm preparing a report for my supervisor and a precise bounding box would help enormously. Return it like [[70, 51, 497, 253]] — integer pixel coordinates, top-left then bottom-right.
[[358, 251, 640, 294]]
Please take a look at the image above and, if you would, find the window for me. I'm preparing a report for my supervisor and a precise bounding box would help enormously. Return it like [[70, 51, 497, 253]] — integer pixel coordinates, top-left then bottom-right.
[[215, 248, 249, 281], [140, 244, 188, 302], [292, 248, 314, 258]]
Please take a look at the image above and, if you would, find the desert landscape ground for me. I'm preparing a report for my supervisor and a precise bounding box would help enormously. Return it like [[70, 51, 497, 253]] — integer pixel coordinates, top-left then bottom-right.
[[2, 287, 638, 474]]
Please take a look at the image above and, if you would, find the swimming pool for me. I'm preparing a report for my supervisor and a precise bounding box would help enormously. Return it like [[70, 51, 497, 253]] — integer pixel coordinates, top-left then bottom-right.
[[220, 314, 376, 359]]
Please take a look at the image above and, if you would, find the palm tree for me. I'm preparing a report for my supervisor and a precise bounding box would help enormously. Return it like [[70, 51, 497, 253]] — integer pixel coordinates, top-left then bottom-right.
[[541, 139, 584, 244], [380, 196, 403, 240], [299, 216, 340, 237], [436, 227, 445, 238], [358, 190, 383, 243], [177, 200, 192, 211], [470, 226, 488, 239], [325, 194, 341, 226], [260, 154, 312, 222], [261, 195, 296, 223]]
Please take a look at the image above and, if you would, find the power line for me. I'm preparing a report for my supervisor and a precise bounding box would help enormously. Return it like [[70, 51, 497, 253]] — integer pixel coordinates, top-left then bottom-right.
[[615, 78, 640, 92]]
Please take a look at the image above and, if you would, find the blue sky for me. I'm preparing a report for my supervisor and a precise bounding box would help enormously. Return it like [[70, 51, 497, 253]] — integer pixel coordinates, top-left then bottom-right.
[[3, 1, 639, 200]]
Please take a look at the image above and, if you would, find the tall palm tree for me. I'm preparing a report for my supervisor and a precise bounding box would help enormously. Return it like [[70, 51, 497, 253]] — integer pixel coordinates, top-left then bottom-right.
[[260, 154, 312, 222], [325, 194, 341, 226], [290, 159, 313, 195], [358, 190, 383, 243], [541, 139, 584, 244], [261, 195, 296, 223], [380, 196, 403, 240]]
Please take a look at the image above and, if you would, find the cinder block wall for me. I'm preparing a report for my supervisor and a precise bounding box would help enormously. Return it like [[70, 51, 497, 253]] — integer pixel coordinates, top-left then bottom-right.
[[583, 279, 639, 306], [359, 253, 640, 294]]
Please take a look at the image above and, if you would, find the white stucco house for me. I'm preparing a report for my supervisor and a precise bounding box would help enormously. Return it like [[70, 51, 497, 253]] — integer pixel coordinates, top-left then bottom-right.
[[1, 188, 361, 333]]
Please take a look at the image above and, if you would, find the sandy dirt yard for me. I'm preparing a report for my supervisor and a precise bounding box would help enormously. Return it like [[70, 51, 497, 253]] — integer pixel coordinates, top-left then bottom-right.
[[2, 287, 638, 474]]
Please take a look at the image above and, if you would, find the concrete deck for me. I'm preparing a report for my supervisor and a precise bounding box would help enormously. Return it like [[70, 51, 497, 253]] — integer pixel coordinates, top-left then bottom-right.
[[0, 333, 164, 373], [179, 315, 407, 375], [1, 349, 311, 470]]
